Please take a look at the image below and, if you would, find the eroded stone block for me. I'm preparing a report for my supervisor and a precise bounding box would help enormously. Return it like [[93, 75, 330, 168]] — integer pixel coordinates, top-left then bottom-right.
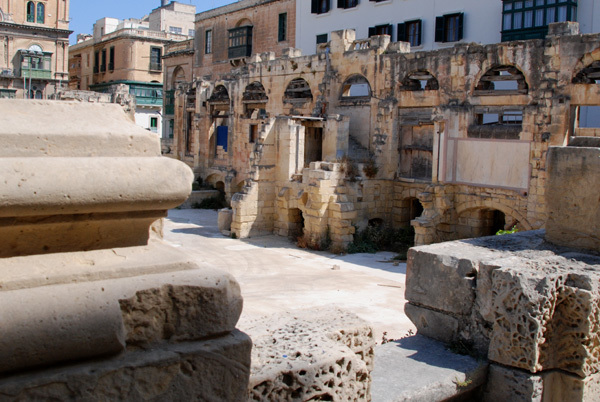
[[244, 308, 374, 401]]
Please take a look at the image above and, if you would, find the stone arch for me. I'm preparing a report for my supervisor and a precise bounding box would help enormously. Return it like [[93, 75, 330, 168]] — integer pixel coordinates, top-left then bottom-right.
[[283, 78, 313, 102], [454, 201, 532, 232], [208, 85, 230, 103], [572, 61, 600, 84], [400, 70, 439, 91], [205, 173, 226, 189], [171, 66, 186, 90], [474, 65, 528, 95], [243, 81, 268, 102], [571, 48, 600, 83], [340, 74, 371, 99], [396, 197, 424, 227], [235, 18, 252, 28]]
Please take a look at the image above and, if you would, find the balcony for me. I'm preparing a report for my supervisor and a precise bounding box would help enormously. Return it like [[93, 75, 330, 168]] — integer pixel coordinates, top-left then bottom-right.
[[164, 90, 175, 115], [228, 26, 252, 59], [21, 68, 52, 79]]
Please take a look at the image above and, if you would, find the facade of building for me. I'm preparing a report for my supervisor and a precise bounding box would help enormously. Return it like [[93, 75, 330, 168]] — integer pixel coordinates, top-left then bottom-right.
[[169, 21, 600, 250], [68, 1, 194, 134], [0, 0, 71, 99], [163, 0, 296, 152], [296, 0, 600, 55]]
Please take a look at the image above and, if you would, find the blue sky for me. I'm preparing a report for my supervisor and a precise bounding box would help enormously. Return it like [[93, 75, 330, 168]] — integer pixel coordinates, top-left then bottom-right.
[[69, 0, 237, 43]]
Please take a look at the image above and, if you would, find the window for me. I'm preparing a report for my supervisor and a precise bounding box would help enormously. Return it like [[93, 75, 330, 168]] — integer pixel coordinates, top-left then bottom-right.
[[368, 24, 393, 40], [228, 26, 253, 59], [0, 89, 16, 99], [435, 13, 464, 43], [100, 49, 106, 72], [26, 1, 34, 22], [249, 124, 258, 143], [36, 2, 44, 24], [93, 51, 99, 74], [278, 13, 287, 42], [338, 0, 358, 9], [188, 29, 195, 37], [150, 47, 162, 71], [311, 0, 331, 14], [169, 26, 182, 34], [469, 109, 523, 139], [150, 117, 158, 133], [316, 33, 328, 44], [108, 47, 114, 71], [168, 120, 174, 139], [398, 19, 422, 46], [205, 29, 212, 54], [501, 0, 578, 41]]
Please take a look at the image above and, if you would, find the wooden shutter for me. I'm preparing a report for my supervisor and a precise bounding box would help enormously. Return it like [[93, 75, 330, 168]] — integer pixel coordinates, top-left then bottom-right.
[[397, 23, 406, 42], [435, 16, 445, 42], [311, 0, 319, 14], [338, 0, 345, 8], [368, 27, 376, 37], [457, 13, 465, 41]]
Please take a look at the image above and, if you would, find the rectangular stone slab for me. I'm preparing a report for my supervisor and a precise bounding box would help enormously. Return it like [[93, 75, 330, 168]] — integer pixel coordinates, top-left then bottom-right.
[[0, 330, 251, 401]]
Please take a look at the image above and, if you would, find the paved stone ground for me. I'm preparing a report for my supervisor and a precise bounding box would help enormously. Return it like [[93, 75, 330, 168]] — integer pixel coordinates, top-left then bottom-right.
[[164, 209, 415, 343]]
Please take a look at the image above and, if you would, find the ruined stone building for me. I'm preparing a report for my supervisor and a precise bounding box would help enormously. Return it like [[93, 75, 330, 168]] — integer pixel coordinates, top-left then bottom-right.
[[297, 0, 597, 55], [163, 0, 296, 145], [68, 1, 194, 134], [0, 0, 70, 99], [168, 20, 600, 251]]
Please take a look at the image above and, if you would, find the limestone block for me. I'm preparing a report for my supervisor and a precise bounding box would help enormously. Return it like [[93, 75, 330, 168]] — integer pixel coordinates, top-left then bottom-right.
[[484, 364, 600, 402], [405, 246, 478, 315], [0, 330, 251, 401], [546, 147, 600, 252], [218, 208, 233, 233], [245, 308, 375, 401], [0, 100, 159, 158], [0, 243, 243, 374]]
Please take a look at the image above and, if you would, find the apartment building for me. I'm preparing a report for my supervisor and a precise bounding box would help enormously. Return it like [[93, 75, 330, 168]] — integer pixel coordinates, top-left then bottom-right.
[[297, 0, 599, 54], [0, 0, 71, 99], [68, 1, 194, 134]]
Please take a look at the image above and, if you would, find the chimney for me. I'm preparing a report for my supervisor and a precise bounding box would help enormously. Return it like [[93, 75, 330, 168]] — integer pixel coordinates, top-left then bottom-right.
[[161, 0, 168, 6]]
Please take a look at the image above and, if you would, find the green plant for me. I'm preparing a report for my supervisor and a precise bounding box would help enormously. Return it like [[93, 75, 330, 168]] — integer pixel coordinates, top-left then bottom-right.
[[496, 225, 518, 235], [339, 155, 358, 182], [362, 159, 379, 179]]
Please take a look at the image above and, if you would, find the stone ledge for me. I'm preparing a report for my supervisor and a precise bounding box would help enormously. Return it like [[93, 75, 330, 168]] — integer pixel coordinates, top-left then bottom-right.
[[0, 330, 251, 401], [371, 335, 487, 402]]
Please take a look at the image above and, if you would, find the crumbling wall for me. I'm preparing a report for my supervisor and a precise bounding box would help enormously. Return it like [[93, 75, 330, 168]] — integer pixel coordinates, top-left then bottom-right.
[[173, 22, 600, 250]]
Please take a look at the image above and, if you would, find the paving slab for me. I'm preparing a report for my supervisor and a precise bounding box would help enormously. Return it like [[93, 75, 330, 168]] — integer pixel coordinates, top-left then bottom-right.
[[371, 335, 487, 402]]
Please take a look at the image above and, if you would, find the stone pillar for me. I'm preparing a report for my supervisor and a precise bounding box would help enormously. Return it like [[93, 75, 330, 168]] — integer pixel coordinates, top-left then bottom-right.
[[0, 100, 251, 400]]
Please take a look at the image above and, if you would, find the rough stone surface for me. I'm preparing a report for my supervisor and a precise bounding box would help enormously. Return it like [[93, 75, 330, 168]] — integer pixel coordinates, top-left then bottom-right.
[[217, 207, 233, 233], [0, 330, 251, 401], [371, 335, 487, 402], [244, 308, 375, 401], [546, 146, 600, 252], [406, 230, 600, 376], [484, 364, 600, 402]]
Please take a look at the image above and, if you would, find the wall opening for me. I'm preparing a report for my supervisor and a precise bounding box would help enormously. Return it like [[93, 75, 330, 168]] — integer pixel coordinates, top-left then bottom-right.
[[401, 70, 439, 91], [284, 78, 313, 103], [243, 81, 268, 118], [340, 74, 371, 100], [304, 127, 323, 166], [288, 208, 305, 239], [457, 208, 508, 239], [398, 123, 434, 181], [474, 65, 528, 95]]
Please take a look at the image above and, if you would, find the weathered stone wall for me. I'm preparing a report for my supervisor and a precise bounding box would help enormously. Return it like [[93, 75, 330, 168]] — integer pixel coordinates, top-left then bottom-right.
[[173, 22, 600, 250]]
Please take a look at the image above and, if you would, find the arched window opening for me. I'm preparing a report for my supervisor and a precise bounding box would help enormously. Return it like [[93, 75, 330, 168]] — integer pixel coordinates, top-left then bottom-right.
[[340, 74, 371, 100], [36, 2, 44, 24], [284, 78, 313, 102], [243, 81, 268, 118], [474, 65, 528, 95], [401, 70, 439, 91], [26, 1, 35, 22], [573, 61, 600, 84], [208, 85, 230, 103]]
